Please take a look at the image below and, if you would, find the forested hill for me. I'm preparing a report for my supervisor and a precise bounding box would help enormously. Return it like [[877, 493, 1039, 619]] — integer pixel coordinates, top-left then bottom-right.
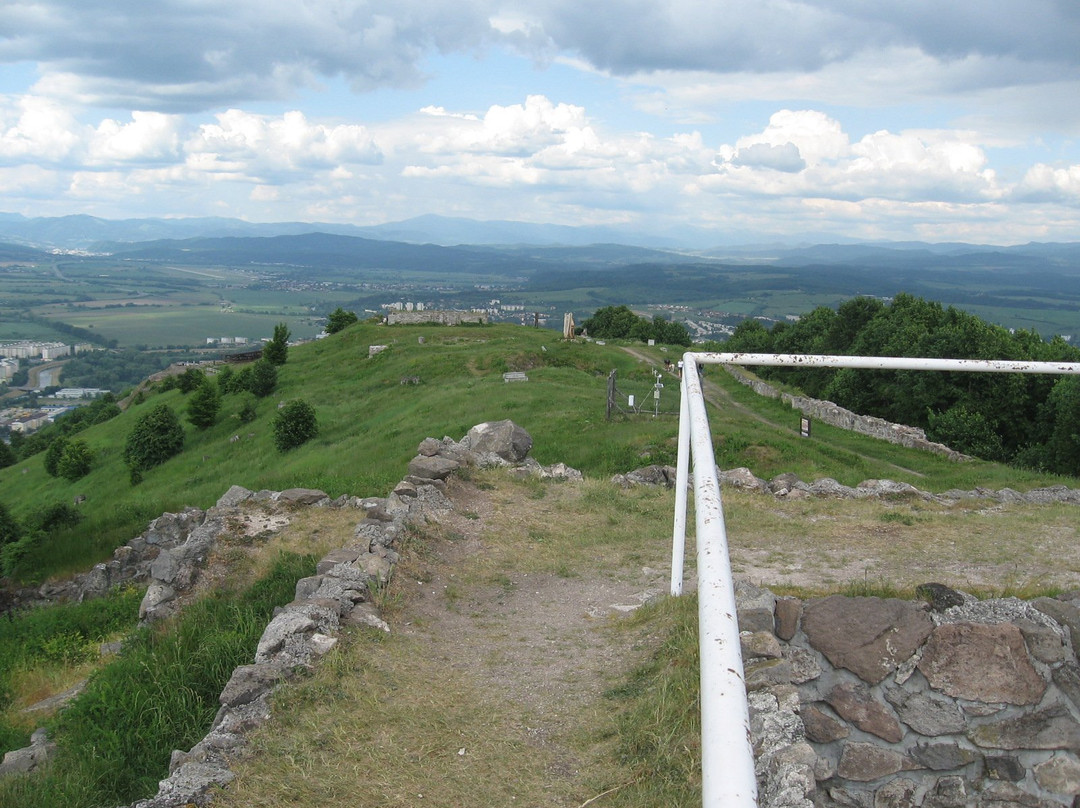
[[725, 293, 1080, 475]]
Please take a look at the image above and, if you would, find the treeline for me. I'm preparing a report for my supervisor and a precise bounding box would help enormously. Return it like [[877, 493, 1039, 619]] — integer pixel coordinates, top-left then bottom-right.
[[60, 350, 171, 391], [725, 294, 1080, 475], [581, 305, 692, 346]]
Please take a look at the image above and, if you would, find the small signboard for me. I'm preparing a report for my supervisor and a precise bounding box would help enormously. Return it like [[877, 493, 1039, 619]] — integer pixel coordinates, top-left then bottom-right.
[[800, 416, 811, 438]]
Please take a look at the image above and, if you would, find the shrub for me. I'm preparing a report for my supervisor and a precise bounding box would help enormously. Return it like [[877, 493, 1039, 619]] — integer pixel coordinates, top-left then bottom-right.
[[262, 322, 290, 366], [34, 503, 83, 533], [0, 503, 19, 548], [0, 441, 14, 469], [176, 368, 206, 393], [237, 394, 258, 423], [44, 436, 69, 477], [57, 440, 93, 481], [187, 381, 220, 429], [123, 404, 184, 475], [248, 359, 277, 398], [325, 307, 358, 334], [272, 399, 318, 452]]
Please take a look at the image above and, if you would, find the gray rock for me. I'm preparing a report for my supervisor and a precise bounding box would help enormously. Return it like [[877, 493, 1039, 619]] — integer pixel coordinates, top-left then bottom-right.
[[917, 623, 1046, 706], [1033, 755, 1080, 797], [255, 612, 317, 661], [215, 485, 254, 508], [980, 781, 1065, 808], [783, 647, 822, 684], [907, 743, 977, 771], [1032, 596, 1080, 652], [276, 488, 330, 506], [1052, 663, 1080, 713], [775, 597, 802, 641], [463, 420, 532, 461], [743, 631, 783, 660], [969, 703, 1080, 750], [1015, 618, 1071, 664], [802, 596, 933, 685], [883, 687, 966, 737], [874, 778, 919, 808], [219, 663, 289, 708], [983, 755, 1025, 782], [720, 467, 768, 492], [922, 776, 970, 808], [736, 580, 777, 634], [915, 583, 967, 612], [407, 454, 460, 481]]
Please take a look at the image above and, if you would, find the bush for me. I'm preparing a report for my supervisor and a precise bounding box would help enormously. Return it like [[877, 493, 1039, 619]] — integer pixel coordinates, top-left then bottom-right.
[[248, 359, 277, 398], [187, 381, 220, 429], [325, 307, 358, 334], [57, 440, 93, 481], [237, 394, 258, 423], [34, 503, 83, 533], [262, 323, 290, 366], [123, 404, 184, 475], [0, 441, 15, 469], [0, 503, 19, 548], [272, 399, 318, 452], [44, 436, 69, 477], [176, 368, 206, 394]]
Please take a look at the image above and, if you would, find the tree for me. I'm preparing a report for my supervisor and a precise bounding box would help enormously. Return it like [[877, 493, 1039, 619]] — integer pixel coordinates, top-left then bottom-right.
[[57, 440, 93, 481], [0, 441, 14, 469], [0, 502, 19, 548], [187, 379, 221, 429], [44, 436, 70, 477], [176, 367, 206, 393], [248, 359, 277, 398], [263, 322, 290, 366], [326, 307, 358, 335], [272, 399, 318, 452], [216, 365, 235, 395], [124, 404, 184, 476]]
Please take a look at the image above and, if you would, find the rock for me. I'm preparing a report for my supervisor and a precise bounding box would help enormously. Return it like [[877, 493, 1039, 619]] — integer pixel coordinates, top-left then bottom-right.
[[149, 548, 180, 583], [417, 437, 443, 457], [874, 778, 918, 808], [775, 597, 802, 641], [883, 687, 966, 737], [215, 485, 254, 508], [915, 583, 967, 612], [1032, 596, 1080, 652], [917, 623, 1046, 705], [1052, 663, 1080, 713], [463, 420, 533, 462], [802, 596, 933, 684], [407, 454, 460, 481], [980, 781, 1065, 808], [783, 647, 822, 684], [623, 465, 677, 487], [742, 631, 783, 660], [836, 742, 911, 782], [219, 663, 289, 708], [969, 703, 1080, 750], [255, 612, 317, 662], [745, 658, 793, 691], [1033, 755, 1080, 796], [276, 488, 330, 506], [736, 580, 777, 634], [983, 755, 1025, 782], [825, 682, 903, 743], [907, 743, 977, 771], [922, 776, 970, 808], [1016, 618, 1071, 665], [720, 467, 768, 492], [139, 581, 176, 621], [802, 704, 850, 743], [316, 548, 361, 575]]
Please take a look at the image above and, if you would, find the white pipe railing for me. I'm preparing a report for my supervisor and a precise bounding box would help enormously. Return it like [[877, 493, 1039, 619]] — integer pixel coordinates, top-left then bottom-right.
[[671, 352, 1080, 808]]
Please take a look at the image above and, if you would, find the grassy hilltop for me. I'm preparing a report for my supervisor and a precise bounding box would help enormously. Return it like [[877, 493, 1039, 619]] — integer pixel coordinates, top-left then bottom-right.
[[3, 320, 1077, 583]]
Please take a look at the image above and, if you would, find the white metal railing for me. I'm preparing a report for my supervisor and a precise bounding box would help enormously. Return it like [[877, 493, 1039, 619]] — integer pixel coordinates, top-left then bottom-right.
[[670, 352, 1080, 808]]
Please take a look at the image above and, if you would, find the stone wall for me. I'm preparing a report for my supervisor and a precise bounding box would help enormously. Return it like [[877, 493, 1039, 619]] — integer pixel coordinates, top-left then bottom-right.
[[386, 310, 487, 326], [723, 366, 970, 461], [736, 581, 1080, 808]]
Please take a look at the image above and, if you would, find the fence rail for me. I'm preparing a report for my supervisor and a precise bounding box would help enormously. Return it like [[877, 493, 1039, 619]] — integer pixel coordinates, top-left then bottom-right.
[[671, 352, 1080, 808]]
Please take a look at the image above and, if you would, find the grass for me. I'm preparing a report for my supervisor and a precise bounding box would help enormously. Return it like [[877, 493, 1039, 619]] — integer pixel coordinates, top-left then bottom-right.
[[0, 552, 314, 808]]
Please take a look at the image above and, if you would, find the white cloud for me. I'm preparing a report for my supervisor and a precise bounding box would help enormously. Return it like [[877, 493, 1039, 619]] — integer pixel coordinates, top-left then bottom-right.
[[0, 95, 83, 162], [1014, 164, 1080, 204]]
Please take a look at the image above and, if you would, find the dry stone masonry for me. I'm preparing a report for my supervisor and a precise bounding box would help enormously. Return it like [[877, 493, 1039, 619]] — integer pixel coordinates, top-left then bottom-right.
[[738, 581, 1080, 808]]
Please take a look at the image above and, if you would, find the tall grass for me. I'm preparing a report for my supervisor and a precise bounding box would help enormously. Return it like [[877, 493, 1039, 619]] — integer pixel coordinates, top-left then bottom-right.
[[0, 552, 314, 808]]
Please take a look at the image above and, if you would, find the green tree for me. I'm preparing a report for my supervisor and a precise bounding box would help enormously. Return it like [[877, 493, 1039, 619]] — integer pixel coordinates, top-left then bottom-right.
[[248, 359, 278, 398], [44, 436, 70, 477], [176, 367, 206, 393], [0, 440, 14, 469], [0, 502, 19, 548], [581, 305, 639, 339], [326, 307, 359, 335], [272, 399, 318, 451], [58, 440, 94, 481], [263, 323, 290, 366], [216, 365, 235, 395], [187, 380, 221, 429], [124, 404, 184, 477]]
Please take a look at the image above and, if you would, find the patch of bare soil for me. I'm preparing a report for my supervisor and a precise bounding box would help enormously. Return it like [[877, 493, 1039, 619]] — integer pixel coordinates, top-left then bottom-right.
[[391, 478, 669, 784]]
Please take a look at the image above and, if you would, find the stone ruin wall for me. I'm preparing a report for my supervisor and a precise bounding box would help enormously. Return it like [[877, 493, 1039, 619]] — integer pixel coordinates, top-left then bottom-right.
[[385, 310, 488, 326], [737, 581, 1080, 808], [724, 365, 970, 461]]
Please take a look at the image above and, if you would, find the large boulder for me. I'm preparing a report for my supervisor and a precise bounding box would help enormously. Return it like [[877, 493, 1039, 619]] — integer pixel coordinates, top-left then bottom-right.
[[463, 420, 532, 462]]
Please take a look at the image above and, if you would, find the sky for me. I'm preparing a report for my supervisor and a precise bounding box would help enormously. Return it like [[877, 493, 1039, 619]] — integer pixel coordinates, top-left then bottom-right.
[[1, 0, 1079, 245]]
